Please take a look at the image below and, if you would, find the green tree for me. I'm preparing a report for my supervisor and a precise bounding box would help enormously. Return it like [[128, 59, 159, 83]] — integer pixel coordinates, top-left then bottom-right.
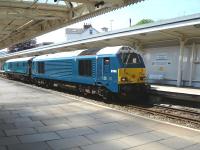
[[135, 19, 154, 25]]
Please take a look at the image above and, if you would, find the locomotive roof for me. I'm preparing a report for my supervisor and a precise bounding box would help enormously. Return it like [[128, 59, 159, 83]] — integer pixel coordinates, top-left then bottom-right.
[[96, 46, 139, 55], [33, 50, 85, 61], [33, 46, 139, 61], [6, 56, 33, 63]]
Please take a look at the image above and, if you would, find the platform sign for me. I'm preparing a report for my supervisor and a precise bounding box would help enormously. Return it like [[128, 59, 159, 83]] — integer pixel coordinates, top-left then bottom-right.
[[152, 53, 171, 66]]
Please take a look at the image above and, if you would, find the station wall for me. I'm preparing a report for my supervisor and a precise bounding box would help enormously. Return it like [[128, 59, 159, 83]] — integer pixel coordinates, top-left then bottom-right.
[[143, 44, 200, 88]]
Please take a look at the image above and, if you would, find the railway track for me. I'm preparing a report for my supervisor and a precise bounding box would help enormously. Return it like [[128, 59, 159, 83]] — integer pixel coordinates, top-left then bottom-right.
[[129, 104, 200, 127]]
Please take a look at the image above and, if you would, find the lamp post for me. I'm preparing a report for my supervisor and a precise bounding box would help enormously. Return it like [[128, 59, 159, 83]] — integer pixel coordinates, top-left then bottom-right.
[[110, 20, 114, 31]]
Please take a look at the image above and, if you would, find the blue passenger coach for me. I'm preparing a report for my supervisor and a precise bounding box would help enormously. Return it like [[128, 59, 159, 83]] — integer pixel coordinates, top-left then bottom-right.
[[4, 57, 33, 79]]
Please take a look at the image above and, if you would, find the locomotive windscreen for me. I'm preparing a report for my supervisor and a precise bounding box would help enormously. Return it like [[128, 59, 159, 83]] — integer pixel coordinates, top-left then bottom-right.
[[120, 52, 145, 67]]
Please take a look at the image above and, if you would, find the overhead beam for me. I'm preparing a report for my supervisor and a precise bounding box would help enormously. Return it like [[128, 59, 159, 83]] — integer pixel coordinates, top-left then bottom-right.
[[0, 7, 69, 20], [159, 31, 184, 39], [0, 1, 70, 11]]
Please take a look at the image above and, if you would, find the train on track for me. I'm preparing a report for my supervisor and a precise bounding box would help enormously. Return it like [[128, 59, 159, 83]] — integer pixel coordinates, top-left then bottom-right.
[[2, 46, 149, 99]]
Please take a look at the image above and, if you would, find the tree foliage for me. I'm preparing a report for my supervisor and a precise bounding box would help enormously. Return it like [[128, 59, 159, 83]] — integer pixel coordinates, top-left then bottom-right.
[[135, 19, 154, 25]]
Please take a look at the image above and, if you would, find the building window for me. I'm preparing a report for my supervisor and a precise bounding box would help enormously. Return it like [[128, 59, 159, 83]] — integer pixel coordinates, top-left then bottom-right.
[[89, 29, 93, 35], [79, 60, 92, 77], [38, 62, 45, 74]]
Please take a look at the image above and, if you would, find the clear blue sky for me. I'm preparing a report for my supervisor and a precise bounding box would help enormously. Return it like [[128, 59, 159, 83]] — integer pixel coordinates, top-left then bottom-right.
[[37, 0, 200, 43]]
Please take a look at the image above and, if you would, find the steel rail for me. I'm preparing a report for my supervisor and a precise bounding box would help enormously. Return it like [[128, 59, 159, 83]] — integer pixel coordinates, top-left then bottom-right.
[[129, 105, 200, 126], [154, 105, 200, 116]]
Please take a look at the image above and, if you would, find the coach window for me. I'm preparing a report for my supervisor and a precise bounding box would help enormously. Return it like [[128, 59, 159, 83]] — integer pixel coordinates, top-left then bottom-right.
[[38, 62, 45, 74], [9, 63, 12, 69], [79, 60, 92, 77]]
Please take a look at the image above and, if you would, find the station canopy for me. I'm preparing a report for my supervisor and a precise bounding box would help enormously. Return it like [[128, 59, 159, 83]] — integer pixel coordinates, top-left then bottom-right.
[[1, 13, 200, 61], [0, 0, 143, 49]]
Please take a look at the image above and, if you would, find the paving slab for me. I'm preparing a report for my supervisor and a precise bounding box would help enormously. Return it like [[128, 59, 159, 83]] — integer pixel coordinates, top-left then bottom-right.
[[56, 127, 95, 138], [127, 142, 175, 150], [158, 136, 198, 149], [36, 124, 71, 133], [8, 142, 51, 150], [0, 78, 200, 150], [18, 132, 61, 143], [5, 128, 36, 136], [181, 143, 200, 150], [0, 146, 6, 150], [81, 139, 129, 150], [0, 136, 20, 146], [47, 136, 92, 150]]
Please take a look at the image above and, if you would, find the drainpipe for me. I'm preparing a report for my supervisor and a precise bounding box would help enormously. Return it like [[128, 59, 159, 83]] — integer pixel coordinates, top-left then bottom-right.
[[177, 39, 185, 87], [189, 42, 195, 86]]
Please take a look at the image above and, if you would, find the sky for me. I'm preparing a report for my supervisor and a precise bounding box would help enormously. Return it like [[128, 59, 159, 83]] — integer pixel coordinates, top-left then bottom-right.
[[36, 0, 200, 43]]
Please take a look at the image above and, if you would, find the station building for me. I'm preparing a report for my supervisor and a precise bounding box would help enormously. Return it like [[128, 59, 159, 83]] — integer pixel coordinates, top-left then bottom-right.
[[65, 24, 99, 41]]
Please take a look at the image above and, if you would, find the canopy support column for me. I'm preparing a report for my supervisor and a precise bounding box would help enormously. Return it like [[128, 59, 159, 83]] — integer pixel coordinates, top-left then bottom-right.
[[177, 39, 185, 87], [189, 42, 195, 86]]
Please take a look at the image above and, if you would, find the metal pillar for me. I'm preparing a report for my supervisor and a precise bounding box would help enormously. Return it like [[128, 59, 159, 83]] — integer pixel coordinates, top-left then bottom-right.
[[134, 41, 142, 52], [177, 40, 185, 87], [0, 61, 2, 70], [189, 42, 195, 86], [0, 60, 5, 70]]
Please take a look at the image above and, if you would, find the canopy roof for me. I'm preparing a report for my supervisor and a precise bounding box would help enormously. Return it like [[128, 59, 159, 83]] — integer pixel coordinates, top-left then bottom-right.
[[0, 0, 143, 49], [1, 13, 200, 61]]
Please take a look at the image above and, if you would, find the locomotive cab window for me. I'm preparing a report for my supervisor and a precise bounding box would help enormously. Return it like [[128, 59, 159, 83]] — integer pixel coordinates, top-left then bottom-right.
[[104, 57, 110, 65], [120, 53, 141, 64], [78, 60, 92, 77], [38, 62, 45, 74]]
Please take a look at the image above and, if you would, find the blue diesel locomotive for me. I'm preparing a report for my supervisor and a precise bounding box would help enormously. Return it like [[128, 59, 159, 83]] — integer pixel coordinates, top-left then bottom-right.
[[3, 46, 148, 98]]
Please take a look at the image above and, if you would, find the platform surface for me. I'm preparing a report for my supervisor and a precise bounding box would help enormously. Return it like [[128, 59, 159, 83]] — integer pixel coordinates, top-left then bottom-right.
[[0, 78, 200, 150], [151, 85, 200, 96]]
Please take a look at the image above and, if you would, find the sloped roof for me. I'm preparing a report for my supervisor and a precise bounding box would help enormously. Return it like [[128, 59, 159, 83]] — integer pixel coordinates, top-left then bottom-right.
[[66, 28, 84, 34]]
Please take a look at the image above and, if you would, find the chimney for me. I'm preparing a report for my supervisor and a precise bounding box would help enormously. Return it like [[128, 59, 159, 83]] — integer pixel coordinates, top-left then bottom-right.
[[101, 27, 108, 32], [83, 23, 92, 30]]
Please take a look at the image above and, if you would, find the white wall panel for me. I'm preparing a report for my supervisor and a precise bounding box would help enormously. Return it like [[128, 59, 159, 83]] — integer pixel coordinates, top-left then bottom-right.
[[143, 46, 179, 80], [143, 44, 200, 87]]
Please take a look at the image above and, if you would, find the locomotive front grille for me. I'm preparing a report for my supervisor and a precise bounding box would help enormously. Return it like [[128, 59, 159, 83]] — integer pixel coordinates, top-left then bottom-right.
[[118, 68, 146, 84]]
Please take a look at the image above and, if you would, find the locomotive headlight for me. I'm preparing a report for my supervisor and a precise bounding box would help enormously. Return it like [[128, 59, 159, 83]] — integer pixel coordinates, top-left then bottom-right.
[[121, 77, 128, 82]]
